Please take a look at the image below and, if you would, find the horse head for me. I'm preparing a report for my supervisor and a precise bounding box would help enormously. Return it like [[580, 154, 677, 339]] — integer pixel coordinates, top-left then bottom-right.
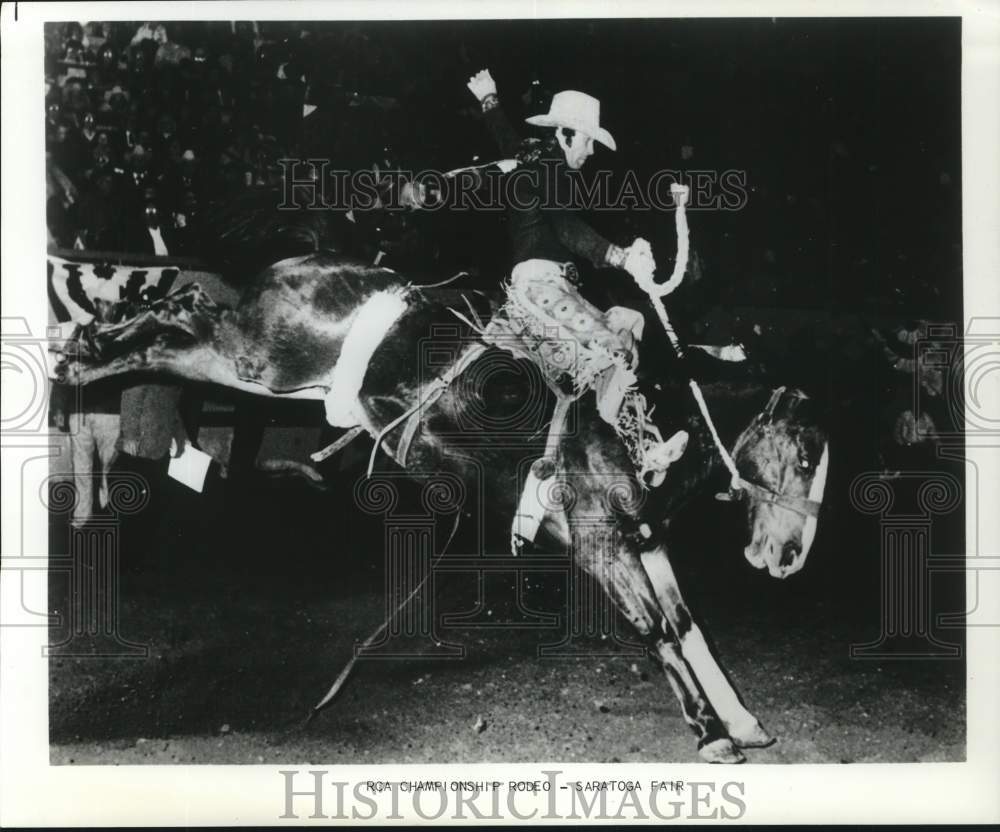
[[727, 387, 830, 579]]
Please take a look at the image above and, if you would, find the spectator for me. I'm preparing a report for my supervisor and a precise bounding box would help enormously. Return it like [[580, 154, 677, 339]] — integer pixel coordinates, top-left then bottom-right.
[[50, 119, 87, 177], [104, 85, 130, 123], [46, 156, 79, 247], [61, 78, 93, 118], [130, 21, 169, 47], [79, 111, 100, 152], [43, 18, 429, 259], [76, 169, 124, 250], [68, 379, 122, 529], [171, 190, 204, 256], [155, 113, 179, 154], [46, 99, 63, 134], [124, 199, 179, 256], [82, 21, 110, 54], [124, 144, 157, 194], [120, 109, 139, 152], [93, 42, 120, 88], [110, 382, 188, 568], [177, 148, 200, 193]]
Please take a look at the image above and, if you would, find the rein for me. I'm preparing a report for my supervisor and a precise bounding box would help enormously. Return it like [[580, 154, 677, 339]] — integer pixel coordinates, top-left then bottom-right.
[[635, 187, 820, 519]]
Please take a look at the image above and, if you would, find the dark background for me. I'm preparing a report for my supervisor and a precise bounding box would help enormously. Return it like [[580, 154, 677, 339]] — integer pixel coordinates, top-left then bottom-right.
[[417, 17, 962, 320], [47, 17, 966, 762], [47, 17, 963, 315]]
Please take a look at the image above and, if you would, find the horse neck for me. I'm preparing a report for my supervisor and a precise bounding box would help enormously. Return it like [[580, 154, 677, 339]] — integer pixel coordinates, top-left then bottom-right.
[[707, 378, 775, 435]]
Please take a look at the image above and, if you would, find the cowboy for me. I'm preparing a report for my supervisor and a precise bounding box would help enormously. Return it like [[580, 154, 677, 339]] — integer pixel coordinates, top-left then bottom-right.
[[466, 69, 654, 288], [465, 71, 686, 551]]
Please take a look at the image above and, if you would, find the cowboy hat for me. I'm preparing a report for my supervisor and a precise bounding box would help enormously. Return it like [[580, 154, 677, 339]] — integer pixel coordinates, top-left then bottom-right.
[[525, 90, 616, 151]]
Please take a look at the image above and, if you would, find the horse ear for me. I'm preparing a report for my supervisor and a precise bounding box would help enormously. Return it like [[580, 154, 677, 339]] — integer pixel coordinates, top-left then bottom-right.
[[764, 386, 785, 419], [784, 390, 807, 415], [790, 386, 830, 433]]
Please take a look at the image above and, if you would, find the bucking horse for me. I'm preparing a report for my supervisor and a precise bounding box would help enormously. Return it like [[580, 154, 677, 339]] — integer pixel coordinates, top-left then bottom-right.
[[52, 241, 830, 763]]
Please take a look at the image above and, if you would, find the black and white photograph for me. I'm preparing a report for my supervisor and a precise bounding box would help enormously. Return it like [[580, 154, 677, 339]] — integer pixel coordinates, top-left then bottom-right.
[[1, 1, 998, 826]]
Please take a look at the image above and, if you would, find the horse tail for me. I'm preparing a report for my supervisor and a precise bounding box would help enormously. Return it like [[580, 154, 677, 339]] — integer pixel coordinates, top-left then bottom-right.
[[201, 185, 345, 281]]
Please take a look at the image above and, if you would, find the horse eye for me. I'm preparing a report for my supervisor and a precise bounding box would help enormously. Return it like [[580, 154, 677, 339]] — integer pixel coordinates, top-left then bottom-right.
[[798, 454, 810, 470]]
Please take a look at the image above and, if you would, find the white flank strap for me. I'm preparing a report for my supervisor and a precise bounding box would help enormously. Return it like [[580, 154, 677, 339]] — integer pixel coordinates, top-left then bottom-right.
[[324, 289, 409, 427]]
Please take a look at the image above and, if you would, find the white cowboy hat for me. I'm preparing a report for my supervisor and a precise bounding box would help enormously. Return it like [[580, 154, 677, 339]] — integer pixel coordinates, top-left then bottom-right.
[[525, 90, 616, 151]]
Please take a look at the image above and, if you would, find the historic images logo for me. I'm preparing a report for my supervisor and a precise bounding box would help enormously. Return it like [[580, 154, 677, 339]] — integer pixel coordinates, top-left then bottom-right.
[[279, 769, 747, 821], [276, 158, 749, 214]]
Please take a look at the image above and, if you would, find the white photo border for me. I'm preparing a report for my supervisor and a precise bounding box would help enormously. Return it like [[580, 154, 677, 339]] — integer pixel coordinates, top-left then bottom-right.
[[2, 0, 998, 825]]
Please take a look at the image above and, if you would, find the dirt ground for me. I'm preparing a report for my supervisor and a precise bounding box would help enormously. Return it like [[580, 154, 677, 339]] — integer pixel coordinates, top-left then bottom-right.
[[47, 470, 965, 766]]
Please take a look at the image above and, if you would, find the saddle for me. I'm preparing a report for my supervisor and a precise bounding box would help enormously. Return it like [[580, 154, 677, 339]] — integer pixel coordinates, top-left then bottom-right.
[[484, 258, 644, 420], [482, 259, 689, 552]]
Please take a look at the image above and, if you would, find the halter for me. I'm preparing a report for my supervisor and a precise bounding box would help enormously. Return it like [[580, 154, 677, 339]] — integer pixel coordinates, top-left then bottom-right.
[[715, 386, 823, 520]]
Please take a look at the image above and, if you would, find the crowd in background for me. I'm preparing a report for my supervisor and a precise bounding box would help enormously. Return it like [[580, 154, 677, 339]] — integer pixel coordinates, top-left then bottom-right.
[[45, 21, 312, 256], [44, 20, 429, 258], [45, 19, 962, 315]]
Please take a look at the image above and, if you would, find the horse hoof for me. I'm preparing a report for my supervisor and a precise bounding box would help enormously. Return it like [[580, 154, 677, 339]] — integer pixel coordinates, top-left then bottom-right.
[[731, 720, 776, 749], [698, 738, 746, 764]]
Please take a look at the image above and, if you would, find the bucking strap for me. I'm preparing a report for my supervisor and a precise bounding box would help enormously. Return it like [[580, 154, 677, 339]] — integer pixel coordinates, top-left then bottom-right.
[[324, 288, 410, 428], [370, 341, 488, 474]]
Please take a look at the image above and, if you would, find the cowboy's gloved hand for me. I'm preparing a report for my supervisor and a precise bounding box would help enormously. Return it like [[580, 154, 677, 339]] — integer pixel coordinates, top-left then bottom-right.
[[399, 180, 441, 209], [623, 238, 657, 290], [467, 69, 497, 102]]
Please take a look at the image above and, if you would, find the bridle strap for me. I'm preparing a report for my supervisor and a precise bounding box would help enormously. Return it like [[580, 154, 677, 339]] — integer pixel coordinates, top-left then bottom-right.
[[738, 478, 822, 519], [716, 478, 822, 519]]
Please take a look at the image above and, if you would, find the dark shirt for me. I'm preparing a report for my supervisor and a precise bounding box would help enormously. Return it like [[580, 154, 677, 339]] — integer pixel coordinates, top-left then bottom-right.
[[482, 103, 612, 269], [79, 377, 123, 414], [119, 382, 184, 460], [76, 190, 124, 250]]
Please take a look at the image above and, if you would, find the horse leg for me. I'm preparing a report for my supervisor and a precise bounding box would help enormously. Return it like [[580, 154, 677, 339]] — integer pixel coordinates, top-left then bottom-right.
[[570, 518, 744, 763], [640, 546, 774, 749], [78, 285, 223, 358], [60, 333, 323, 401], [55, 282, 325, 400]]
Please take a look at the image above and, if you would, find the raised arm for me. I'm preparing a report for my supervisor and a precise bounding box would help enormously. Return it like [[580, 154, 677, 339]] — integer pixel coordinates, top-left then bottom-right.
[[466, 69, 522, 157]]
